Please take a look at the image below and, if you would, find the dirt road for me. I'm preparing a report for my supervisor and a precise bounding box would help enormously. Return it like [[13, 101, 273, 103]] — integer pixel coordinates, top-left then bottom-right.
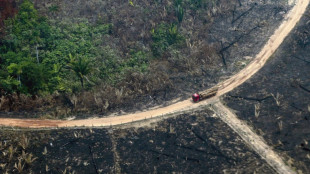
[[213, 102, 296, 174], [0, 0, 308, 128]]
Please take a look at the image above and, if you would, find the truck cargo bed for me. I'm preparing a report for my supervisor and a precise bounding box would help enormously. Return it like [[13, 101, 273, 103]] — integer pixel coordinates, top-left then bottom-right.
[[199, 86, 219, 100]]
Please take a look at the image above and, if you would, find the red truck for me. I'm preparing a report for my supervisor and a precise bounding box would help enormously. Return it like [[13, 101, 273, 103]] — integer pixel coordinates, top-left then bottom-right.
[[192, 86, 219, 102]]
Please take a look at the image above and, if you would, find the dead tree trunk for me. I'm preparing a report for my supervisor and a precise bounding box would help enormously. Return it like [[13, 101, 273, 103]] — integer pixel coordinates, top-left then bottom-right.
[[218, 24, 261, 68], [232, 5, 256, 24]]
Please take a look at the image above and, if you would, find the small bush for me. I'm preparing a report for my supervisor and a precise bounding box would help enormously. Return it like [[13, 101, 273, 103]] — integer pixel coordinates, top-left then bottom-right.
[[175, 4, 184, 23], [151, 23, 185, 57]]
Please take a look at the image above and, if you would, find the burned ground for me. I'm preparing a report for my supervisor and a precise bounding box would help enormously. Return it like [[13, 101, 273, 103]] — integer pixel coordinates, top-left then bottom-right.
[[0, 109, 274, 173], [113, 110, 274, 173], [0, 128, 115, 173], [223, 5, 310, 173], [81, 0, 292, 118], [124, 1, 291, 117]]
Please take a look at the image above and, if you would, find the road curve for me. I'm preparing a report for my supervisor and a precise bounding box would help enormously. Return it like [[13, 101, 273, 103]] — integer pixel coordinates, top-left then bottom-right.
[[0, 0, 308, 128]]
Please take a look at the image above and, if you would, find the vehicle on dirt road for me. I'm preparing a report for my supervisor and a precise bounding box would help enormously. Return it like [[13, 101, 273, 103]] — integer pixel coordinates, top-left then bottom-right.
[[192, 86, 219, 102]]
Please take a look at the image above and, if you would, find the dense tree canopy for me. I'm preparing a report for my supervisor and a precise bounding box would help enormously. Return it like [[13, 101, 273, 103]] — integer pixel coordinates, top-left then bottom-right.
[[0, 0, 157, 96], [0, 0, 189, 102]]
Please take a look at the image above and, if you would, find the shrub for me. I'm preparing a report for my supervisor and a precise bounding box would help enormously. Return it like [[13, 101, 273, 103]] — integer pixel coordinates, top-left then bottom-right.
[[151, 23, 184, 57], [175, 4, 184, 23]]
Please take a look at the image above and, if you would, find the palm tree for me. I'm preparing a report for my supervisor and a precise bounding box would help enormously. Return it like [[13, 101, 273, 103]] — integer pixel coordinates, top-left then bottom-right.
[[69, 54, 91, 88]]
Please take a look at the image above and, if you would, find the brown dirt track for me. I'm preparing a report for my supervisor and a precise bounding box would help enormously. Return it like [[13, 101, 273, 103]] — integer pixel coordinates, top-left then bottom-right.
[[0, 0, 308, 129]]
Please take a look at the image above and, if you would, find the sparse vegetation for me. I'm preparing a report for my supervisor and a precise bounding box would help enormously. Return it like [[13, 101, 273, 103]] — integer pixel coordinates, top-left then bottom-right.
[[278, 120, 283, 132], [175, 0, 185, 23], [18, 134, 29, 150], [271, 92, 283, 106], [48, 5, 59, 12], [21, 151, 37, 165], [0, 111, 274, 173], [0, 133, 39, 173], [254, 103, 260, 118], [14, 159, 25, 173], [151, 23, 185, 57], [8, 145, 17, 162], [42, 146, 48, 155]]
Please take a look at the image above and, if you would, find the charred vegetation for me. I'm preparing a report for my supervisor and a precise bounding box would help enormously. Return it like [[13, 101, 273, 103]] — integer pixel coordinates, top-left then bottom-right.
[[0, 109, 275, 173], [223, 5, 310, 173]]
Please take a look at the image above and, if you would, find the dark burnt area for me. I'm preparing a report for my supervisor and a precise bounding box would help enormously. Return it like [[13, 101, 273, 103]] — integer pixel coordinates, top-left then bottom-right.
[[0, 129, 114, 173], [223, 5, 310, 173], [0, 109, 274, 173], [112, 110, 274, 173], [115, 1, 290, 116]]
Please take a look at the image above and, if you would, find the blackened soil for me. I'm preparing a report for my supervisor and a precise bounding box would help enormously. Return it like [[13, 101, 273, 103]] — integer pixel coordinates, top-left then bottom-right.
[[0, 129, 114, 173], [112, 110, 274, 173], [0, 109, 275, 173], [223, 5, 310, 173], [108, 1, 291, 118]]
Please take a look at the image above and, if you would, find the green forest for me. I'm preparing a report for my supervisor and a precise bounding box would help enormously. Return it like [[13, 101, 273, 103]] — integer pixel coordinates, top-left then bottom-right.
[[0, 0, 224, 116], [0, 0, 186, 97]]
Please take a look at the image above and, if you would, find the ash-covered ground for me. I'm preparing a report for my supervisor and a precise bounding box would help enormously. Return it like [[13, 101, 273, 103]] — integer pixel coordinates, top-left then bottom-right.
[[0, 109, 274, 173], [223, 5, 310, 173]]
